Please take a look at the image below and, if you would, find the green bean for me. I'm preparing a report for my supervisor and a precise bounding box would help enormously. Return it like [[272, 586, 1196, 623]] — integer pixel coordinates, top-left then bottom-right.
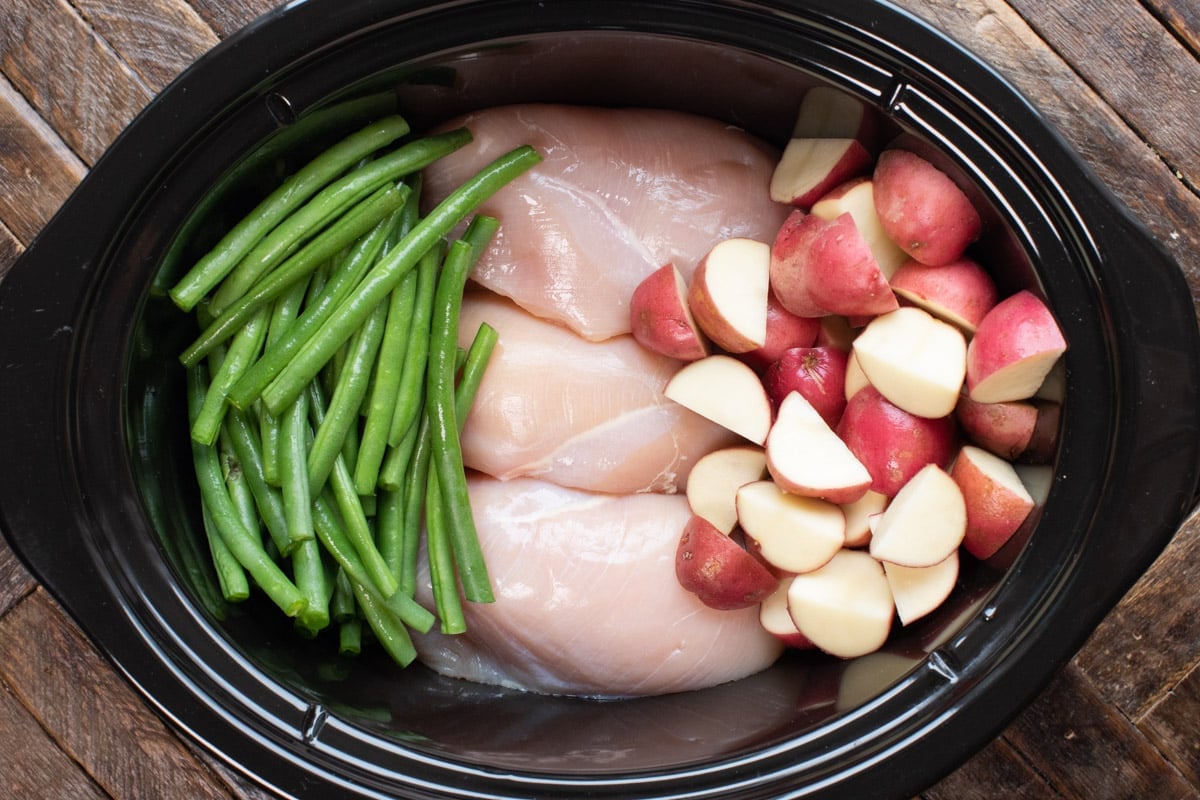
[[307, 383, 399, 600], [386, 242, 442, 446], [201, 501, 250, 602], [338, 617, 363, 656], [209, 129, 470, 315], [374, 485, 406, 588], [352, 580, 417, 667], [454, 322, 499, 427], [331, 568, 356, 623], [425, 221, 502, 605], [191, 306, 269, 446], [355, 266, 419, 494], [311, 495, 433, 633], [225, 207, 400, 408], [261, 276, 312, 484], [400, 412, 435, 603], [187, 365, 307, 618], [180, 182, 408, 368], [169, 115, 411, 312], [278, 390, 315, 554], [425, 470, 466, 634], [308, 298, 388, 494], [378, 410, 420, 492], [291, 537, 331, 634], [221, 407, 292, 555], [218, 426, 260, 542], [258, 145, 542, 417]]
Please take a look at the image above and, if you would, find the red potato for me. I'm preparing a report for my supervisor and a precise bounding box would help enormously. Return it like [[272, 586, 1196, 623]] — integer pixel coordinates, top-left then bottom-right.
[[836, 385, 958, 497], [950, 445, 1036, 560], [841, 489, 888, 548], [955, 394, 1061, 464], [786, 549, 895, 659], [791, 86, 880, 149], [759, 578, 816, 649], [769, 137, 873, 209], [629, 263, 710, 361], [739, 290, 822, 371], [664, 354, 773, 445], [869, 463, 967, 568], [844, 350, 870, 401], [769, 209, 826, 317], [766, 391, 872, 504], [685, 445, 769, 534], [851, 306, 967, 419], [687, 238, 771, 353], [889, 257, 999, 333], [966, 290, 1067, 403], [810, 177, 909, 279], [736, 480, 846, 574], [772, 211, 900, 318], [762, 346, 849, 428], [816, 314, 858, 351], [885, 551, 960, 626], [675, 515, 780, 610], [873, 149, 982, 266]]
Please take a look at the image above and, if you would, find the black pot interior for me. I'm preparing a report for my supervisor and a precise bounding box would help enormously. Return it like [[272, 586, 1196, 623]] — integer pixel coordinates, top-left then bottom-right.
[[37, 2, 1187, 797]]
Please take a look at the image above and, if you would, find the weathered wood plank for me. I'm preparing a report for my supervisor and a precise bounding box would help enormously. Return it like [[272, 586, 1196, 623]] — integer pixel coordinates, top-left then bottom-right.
[[1004, 663, 1197, 798], [0, 537, 36, 618], [0, 73, 86, 244], [1075, 511, 1200, 718], [924, 734, 1062, 799], [0, 217, 22, 279], [1145, 0, 1200, 55], [70, 0, 219, 92], [1137, 655, 1200, 786], [889, 0, 1200, 305], [0, 675, 111, 800], [0, 590, 238, 800], [0, 0, 152, 164], [1004, 0, 1200, 181], [185, 0, 278, 39]]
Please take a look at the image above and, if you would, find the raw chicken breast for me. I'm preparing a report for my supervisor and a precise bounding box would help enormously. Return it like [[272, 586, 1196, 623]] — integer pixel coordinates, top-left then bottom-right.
[[457, 290, 739, 495], [414, 475, 784, 697], [424, 104, 789, 341]]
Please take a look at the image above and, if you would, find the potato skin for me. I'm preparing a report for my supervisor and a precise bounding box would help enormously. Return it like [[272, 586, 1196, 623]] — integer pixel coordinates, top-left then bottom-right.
[[873, 149, 981, 266], [836, 385, 958, 497], [629, 263, 710, 361], [675, 516, 778, 610]]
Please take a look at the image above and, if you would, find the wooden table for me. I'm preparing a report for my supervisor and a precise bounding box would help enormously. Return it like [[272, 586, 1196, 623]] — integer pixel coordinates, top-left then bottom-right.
[[2, 1, 1199, 797]]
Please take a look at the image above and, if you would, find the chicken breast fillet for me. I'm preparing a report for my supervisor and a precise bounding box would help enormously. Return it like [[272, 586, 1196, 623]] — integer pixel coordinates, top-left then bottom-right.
[[414, 475, 784, 697], [424, 103, 788, 341]]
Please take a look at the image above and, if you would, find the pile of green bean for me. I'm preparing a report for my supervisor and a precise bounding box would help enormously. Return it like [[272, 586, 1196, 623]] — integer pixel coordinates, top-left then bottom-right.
[[170, 114, 541, 666]]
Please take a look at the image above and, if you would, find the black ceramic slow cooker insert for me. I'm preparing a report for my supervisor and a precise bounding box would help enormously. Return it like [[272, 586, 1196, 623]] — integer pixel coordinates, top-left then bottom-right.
[[1, 1, 1198, 799]]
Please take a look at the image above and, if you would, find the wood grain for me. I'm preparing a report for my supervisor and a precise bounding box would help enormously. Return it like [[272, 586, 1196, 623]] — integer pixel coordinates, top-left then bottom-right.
[[1146, 0, 1200, 54], [1139, 657, 1200, 787], [0, 0, 152, 164], [0, 540, 35, 619], [0, 590, 238, 800], [0, 73, 86, 244], [186, 0, 278, 38], [1075, 512, 1200, 718], [1006, 0, 1200, 180], [69, 0, 219, 92], [0, 218, 21, 279], [0, 676, 110, 799], [924, 735, 1060, 799], [1004, 664, 1197, 798]]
